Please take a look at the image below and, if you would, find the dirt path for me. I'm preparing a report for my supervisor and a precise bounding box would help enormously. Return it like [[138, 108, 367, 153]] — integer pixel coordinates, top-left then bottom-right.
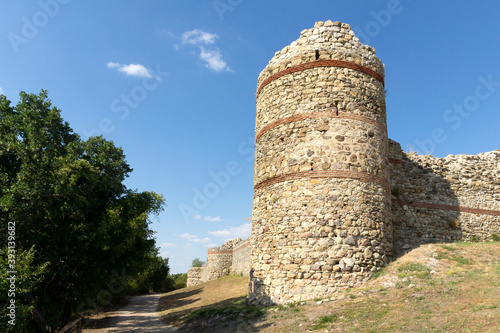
[[84, 293, 178, 332]]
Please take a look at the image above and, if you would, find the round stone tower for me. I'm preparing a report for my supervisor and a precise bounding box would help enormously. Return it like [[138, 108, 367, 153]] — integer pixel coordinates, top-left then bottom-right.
[[248, 20, 392, 305]]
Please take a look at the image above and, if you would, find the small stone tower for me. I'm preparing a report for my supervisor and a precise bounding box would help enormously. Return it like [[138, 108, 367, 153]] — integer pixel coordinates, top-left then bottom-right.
[[249, 20, 392, 305]]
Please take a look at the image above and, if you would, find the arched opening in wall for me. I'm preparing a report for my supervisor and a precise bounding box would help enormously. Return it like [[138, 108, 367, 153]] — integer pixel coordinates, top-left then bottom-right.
[[315, 50, 320, 60]]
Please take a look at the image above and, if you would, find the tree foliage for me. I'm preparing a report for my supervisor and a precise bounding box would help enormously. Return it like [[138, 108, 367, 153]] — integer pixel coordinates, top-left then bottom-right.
[[125, 254, 170, 294], [0, 91, 166, 332], [191, 258, 206, 268], [172, 273, 188, 289]]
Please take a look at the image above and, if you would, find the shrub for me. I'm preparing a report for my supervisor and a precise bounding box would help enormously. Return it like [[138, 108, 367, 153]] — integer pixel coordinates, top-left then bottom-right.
[[173, 273, 188, 289], [448, 220, 459, 228], [191, 258, 206, 268], [391, 186, 401, 197]]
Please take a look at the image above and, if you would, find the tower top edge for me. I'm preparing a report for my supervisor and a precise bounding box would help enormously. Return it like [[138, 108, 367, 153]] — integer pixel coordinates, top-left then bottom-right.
[[258, 20, 384, 82]]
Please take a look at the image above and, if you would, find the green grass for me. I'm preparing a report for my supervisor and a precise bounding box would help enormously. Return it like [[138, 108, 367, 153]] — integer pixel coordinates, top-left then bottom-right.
[[436, 248, 474, 266], [185, 301, 264, 323], [452, 255, 473, 266], [493, 263, 500, 276], [157, 242, 499, 333], [372, 267, 387, 279], [398, 262, 430, 273], [310, 314, 338, 330], [470, 303, 498, 312], [397, 262, 431, 279]]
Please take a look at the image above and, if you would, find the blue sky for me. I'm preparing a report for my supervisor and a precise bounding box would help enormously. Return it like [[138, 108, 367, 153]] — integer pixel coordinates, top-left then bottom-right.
[[1, 1, 499, 274]]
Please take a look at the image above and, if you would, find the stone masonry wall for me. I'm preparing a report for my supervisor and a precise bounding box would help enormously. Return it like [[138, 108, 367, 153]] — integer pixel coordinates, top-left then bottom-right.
[[188, 143, 499, 290], [186, 266, 205, 287], [207, 238, 240, 280], [232, 238, 251, 276], [188, 20, 500, 303], [389, 140, 500, 252], [187, 238, 249, 287], [249, 20, 392, 306]]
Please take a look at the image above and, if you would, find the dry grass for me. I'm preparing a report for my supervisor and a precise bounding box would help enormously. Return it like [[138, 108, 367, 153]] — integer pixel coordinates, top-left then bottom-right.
[[157, 275, 259, 331], [159, 242, 500, 332], [258, 242, 500, 332]]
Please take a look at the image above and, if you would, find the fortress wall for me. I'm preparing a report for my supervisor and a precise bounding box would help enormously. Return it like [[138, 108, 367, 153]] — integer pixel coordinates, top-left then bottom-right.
[[187, 238, 249, 287], [389, 140, 500, 252], [232, 238, 251, 276], [206, 239, 240, 280], [249, 20, 391, 306], [186, 266, 205, 287], [189, 141, 499, 289], [188, 21, 499, 301], [200, 262, 209, 282]]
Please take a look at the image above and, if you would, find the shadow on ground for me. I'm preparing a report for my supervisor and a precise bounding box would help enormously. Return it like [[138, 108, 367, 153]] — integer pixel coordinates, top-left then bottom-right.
[[159, 286, 272, 332]]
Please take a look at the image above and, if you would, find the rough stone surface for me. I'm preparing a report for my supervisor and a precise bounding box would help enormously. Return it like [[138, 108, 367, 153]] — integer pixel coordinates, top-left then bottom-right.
[[191, 20, 500, 306], [186, 238, 251, 287], [389, 140, 500, 253], [232, 238, 251, 275], [249, 20, 391, 306]]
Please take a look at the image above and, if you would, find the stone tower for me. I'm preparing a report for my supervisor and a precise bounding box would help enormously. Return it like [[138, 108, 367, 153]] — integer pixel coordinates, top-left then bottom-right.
[[248, 20, 392, 305]]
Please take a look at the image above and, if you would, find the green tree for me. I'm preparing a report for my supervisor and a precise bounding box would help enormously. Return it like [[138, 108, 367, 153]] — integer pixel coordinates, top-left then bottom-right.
[[0, 247, 48, 332], [191, 258, 206, 268], [125, 253, 170, 294], [0, 91, 166, 332], [173, 273, 187, 289]]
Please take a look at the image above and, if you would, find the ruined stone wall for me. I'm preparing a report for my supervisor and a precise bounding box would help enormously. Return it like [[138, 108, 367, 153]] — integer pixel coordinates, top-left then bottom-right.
[[187, 238, 249, 287], [206, 239, 239, 280], [389, 140, 500, 252], [186, 266, 205, 287], [232, 238, 251, 276], [188, 21, 500, 301], [249, 20, 392, 306]]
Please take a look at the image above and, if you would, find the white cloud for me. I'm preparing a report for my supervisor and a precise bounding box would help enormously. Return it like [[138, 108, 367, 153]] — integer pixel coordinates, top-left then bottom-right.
[[107, 62, 153, 78], [182, 29, 218, 45], [204, 243, 218, 248], [180, 233, 197, 240], [208, 223, 251, 239], [161, 242, 177, 248], [192, 237, 211, 243], [179, 29, 230, 72], [0, 87, 4, 95], [106, 61, 120, 68], [192, 215, 223, 222], [180, 233, 211, 243], [204, 216, 223, 222], [199, 47, 230, 72]]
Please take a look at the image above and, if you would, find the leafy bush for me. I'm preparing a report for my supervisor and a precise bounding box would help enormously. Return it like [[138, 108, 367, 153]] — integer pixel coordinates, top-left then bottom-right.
[[173, 273, 188, 289], [0, 91, 166, 331], [191, 258, 206, 267]]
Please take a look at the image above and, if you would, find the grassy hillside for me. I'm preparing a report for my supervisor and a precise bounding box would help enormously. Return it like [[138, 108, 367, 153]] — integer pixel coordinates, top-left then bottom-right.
[[158, 242, 500, 332]]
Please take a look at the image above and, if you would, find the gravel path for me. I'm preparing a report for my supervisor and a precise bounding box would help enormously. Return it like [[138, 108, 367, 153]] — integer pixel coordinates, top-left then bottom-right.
[[84, 293, 178, 333]]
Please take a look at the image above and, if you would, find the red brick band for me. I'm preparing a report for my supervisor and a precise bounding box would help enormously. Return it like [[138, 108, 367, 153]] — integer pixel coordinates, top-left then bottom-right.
[[409, 201, 500, 217], [256, 59, 384, 98], [254, 170, 390, 191], [255, 111, 387, 143], [208, 249, 232, 255], [233, 241, 250, 253], [208, 242, 250, 255], [389, 158, 402, 164]]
